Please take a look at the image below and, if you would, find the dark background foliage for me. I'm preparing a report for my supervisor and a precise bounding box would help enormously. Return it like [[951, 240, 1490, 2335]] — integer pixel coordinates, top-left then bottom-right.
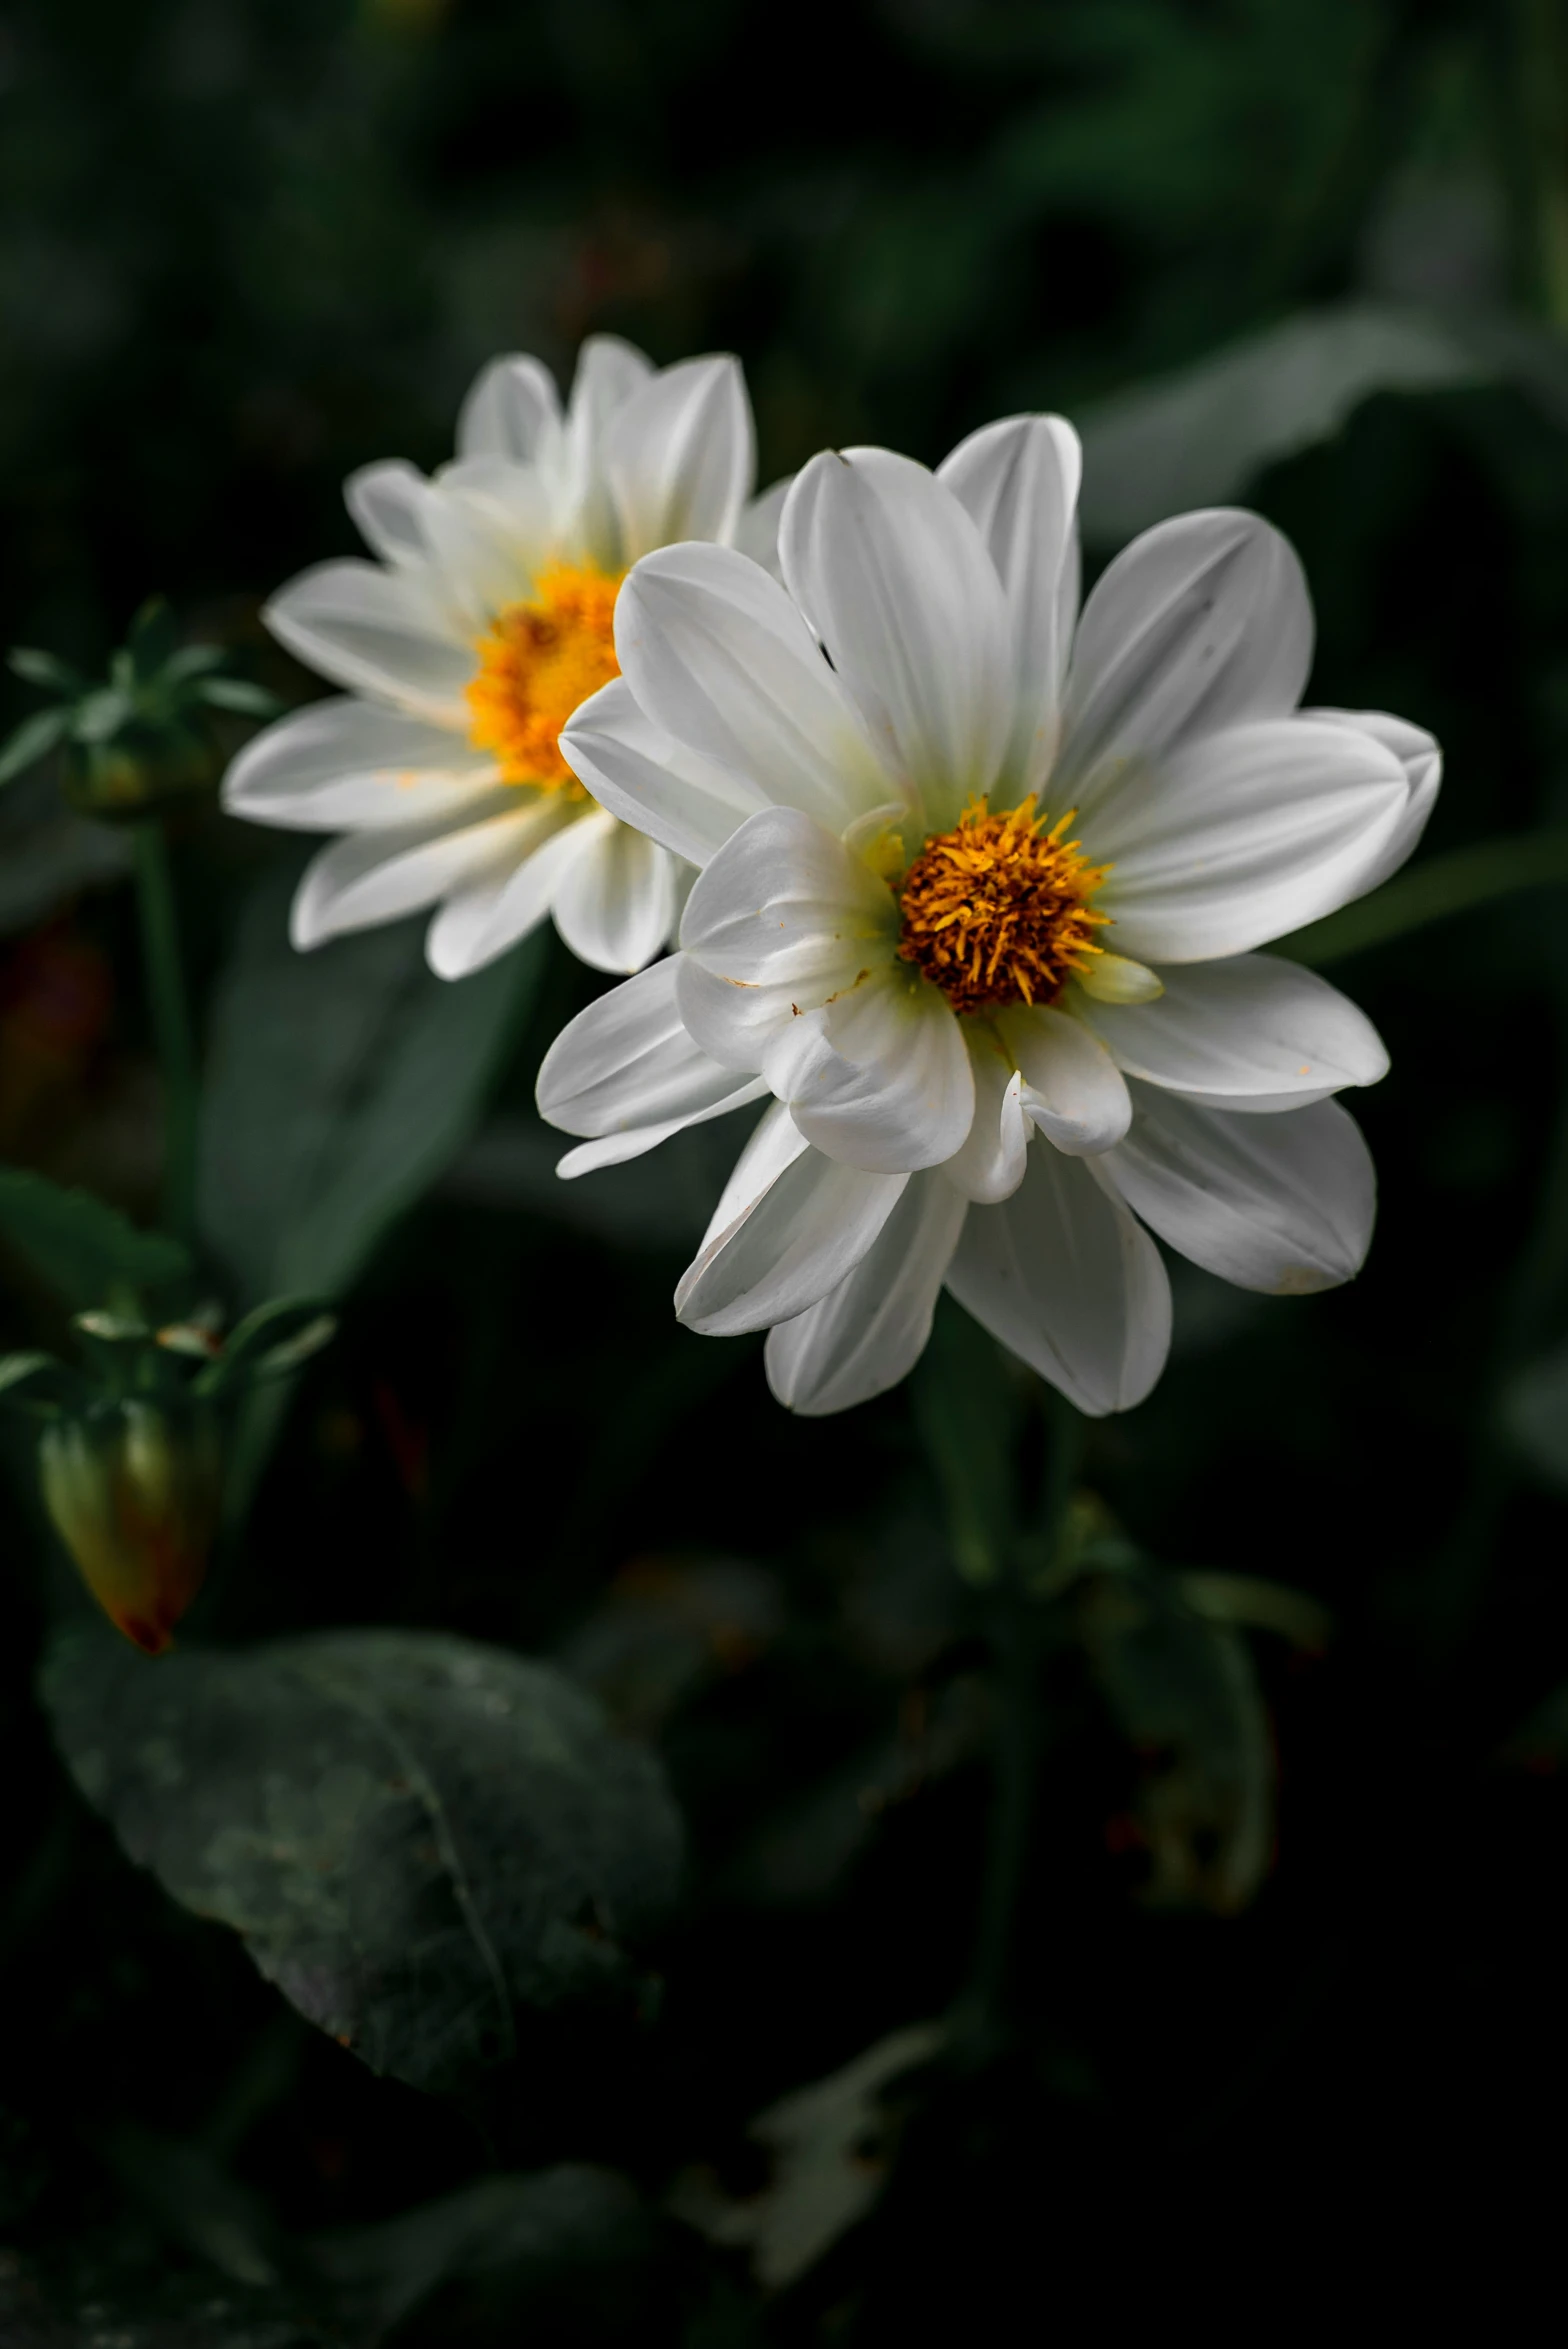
[[3, 0, 1568, 2334]]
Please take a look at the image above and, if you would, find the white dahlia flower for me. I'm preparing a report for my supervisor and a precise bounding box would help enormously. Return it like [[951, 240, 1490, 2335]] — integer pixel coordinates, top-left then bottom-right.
[[537, 421, 1439, 1416], [223, 337, 786, 977]]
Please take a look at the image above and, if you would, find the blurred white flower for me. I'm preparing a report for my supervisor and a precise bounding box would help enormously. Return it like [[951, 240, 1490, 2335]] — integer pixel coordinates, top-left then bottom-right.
[[223, 336, 787, 977], [539, 421, 1440, 1415]]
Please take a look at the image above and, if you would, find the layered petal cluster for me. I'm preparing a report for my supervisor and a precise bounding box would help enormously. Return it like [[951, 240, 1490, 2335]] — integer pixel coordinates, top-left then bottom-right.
[[224, 337, 786, 977], [540, 421, 1440, 1415]]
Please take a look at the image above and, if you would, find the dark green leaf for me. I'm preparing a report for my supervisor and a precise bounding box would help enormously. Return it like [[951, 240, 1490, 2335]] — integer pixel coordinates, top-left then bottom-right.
[[194, 1297, 336, 1397], [306, 2165, 650, 2339], [909, 1295, 1021, 1585], [198, 861, 543, 1304], [162, 644, 226, 683], [0, 705, 72, 785], [0, 1350, 84, 1412], [70, 685, 132, 743], [1076, 302, 1483, 543], [1078, 1554, 1273, 1914], [195, 677, 282, 716], [41, 1625, 685, 2093], [8, 645, 83, 694], [0, 1167, 191, 1308], [127, 597, 179, 676], [1279, 830, 1568, 967]]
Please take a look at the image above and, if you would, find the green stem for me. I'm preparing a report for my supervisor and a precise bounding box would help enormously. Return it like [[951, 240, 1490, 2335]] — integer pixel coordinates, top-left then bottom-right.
[[133, 818, 198, 1250], [966, 1388, 1082, 2050]]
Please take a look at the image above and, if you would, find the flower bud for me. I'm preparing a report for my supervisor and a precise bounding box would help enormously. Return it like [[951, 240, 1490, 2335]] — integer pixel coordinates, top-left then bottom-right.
[[39, 1400, 221, 1654]]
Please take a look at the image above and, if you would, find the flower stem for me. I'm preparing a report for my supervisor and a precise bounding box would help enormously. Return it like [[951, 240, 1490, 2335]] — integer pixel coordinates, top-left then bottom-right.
[[966, 1385, 1083, 2052], [132, 817, 198, 1250]]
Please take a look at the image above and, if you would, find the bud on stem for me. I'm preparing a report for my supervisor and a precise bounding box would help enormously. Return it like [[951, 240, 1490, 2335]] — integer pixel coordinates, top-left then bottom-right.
[[40, 1401, 221, 1655]]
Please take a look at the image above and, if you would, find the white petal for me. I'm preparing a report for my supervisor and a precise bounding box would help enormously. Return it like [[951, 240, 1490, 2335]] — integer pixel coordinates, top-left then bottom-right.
[[566, 334, 655, 442], [696, 1098, 811, 1247], [946, 1139, 1171, 1416], [291, 803, 538, 951], [944, 1027, 1030, 1203], [562, 676, 769, 866], [997, 1003, 1132, 1155], [423, 799, 591, 977], [416, 471, 538, 629], [555, 1097, 766, 1178], [550, 812, 679, 974], [1101, 1084, 1375, 1294], [937, 414, 1082, 794], [1059, 509, 1313, 796], [345, 462, 429, 567], [679, 804, 896, 1009], [765, 965, 974, 1174], [766, 1171, 968, 1413], [536, 953, 769, 1140], [732, 475, 793, 578], [1090, 716, 1409, 961], [456, 353, 562, 464], [676, 1133, 908, 1338], [222, 697, 497, 833], [265, 561, 474, 724], [606, 354, 755, 561], [1302, 706, 1442, 892], [779, 448, 1012, 828], [613, 543, 895, 833], [1076, 952, 1387, 1111]]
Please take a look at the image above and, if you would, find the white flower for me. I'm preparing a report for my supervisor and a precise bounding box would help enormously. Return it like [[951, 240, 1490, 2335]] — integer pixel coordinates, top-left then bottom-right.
[[222, 336, 788, 978], [537, 420, 1440, 1415]]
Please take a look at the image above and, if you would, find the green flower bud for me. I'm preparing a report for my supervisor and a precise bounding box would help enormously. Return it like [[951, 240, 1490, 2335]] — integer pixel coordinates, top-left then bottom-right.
[[40, 1399, 221, 1654]]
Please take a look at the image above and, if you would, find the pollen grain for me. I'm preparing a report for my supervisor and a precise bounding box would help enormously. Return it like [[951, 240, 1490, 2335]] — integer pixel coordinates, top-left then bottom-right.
[[465, 564, 621, 792], [896, 796, 1109, 1016]]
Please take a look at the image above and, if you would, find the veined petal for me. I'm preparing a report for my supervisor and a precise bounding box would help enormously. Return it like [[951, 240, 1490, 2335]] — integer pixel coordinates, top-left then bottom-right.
[[537, 953, 768, 1140], [938, 414, 1082, 795], [779, 448, 1012, 828], [555, 1091, 766, 1178], [563, 677, 768, 867], [414, 472, 539, 632], [766, 1170, 968, 1414], [456, 353, 562, 465], [291, 800, 536, 951], [1101, 1084, 1375, 1294], [606, 354, 755, 561], [680, 805, 896, 998], [561, 334, 657, 562], [946, 1138, 1171, 1416], [422, 797, 589, 977], [614, 543, 896, 833], [345, 462, 429, 568], [945, 1027, 1030, 1204], [765, 965, 975, 1174], [265, 560, 474, 725], [1091, 716, 1409, 961], [1075, 952, 1387, 1111], [221, 697, 497, 833], [566, 334, 655, 449], [1303, 706, 1442, 892], [1059, 509, 1313, 797], [676, 1128, 908, 1338], [550, 812, 679, 975], [999, 1002, 1132, 1156]]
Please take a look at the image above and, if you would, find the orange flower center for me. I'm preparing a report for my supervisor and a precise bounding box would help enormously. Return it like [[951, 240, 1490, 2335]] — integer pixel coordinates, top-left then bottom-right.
[[465, 563, 622, 792], [896, 796, 1110, 1016]]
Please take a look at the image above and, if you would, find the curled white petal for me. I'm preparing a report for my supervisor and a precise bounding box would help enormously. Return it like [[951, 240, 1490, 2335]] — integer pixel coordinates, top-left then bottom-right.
[[1076, 952, 1387, 1111], [766, 1172, 968, 1414]]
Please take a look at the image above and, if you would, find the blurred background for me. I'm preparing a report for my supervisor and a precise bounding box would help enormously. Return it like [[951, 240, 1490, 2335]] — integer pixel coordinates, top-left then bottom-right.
[[4, 0, 1568, 2336]]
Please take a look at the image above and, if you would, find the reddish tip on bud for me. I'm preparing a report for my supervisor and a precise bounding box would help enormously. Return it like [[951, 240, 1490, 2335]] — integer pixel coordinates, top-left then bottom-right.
[[40, 1402, 220, 1654]]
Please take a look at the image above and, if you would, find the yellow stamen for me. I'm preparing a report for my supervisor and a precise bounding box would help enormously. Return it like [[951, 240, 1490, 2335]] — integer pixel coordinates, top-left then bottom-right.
[[465, 563, 621, 792], [896, 795, 1110, 1016]]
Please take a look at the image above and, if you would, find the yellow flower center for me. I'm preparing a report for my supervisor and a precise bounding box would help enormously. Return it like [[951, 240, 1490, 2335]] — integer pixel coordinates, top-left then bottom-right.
[[465, 563, 622, 792], [896, 796, 1110, 1016]]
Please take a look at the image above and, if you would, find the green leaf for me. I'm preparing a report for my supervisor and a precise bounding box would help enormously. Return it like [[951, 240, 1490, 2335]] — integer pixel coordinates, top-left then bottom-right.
[[1278, 830, 1568, 967], [70, 685, 132, 743], [8, 645, 83, 694], [1501, 1341, 1568, 1489], [0, 1350, 85, 1412], [1077, 1553, 1273, 1915], [198, 862, 543, 1304], [194, 1296, 336, 1397], [1076, 302, 1484, 543], [909, 1294, 1021, 1585], [306, 2165, 650, 2338], [0, 704, 71, 784], [127, 596, 178, 677], [0, 1167, 190, 1308], [195, 677, 282, 716], [162, 644, 226, 683], [40, 1625, 684, 2093]]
